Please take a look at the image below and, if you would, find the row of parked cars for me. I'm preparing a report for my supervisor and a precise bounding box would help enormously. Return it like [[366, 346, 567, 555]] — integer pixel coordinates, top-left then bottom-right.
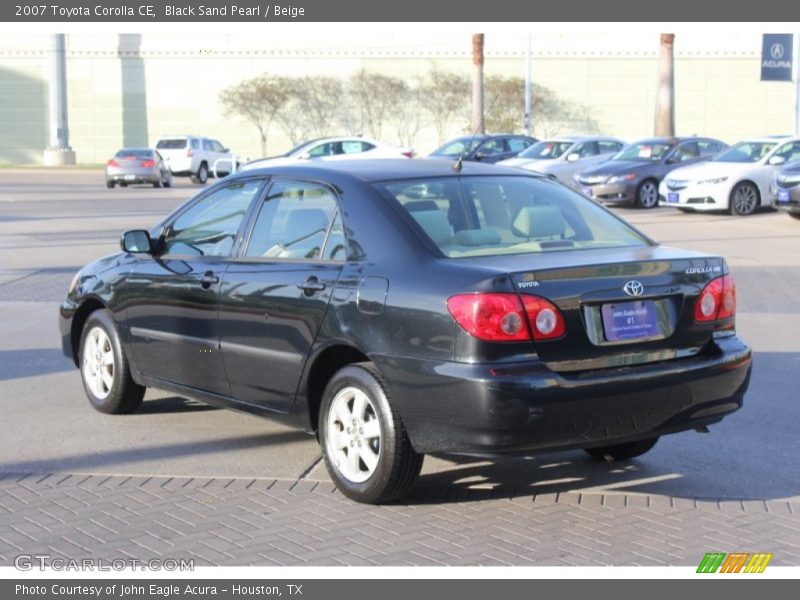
[[104, 132, 800, 219]]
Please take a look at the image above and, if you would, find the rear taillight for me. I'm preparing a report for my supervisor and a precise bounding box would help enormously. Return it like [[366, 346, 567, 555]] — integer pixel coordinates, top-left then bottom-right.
[[107, 159, 119, 167], [447, 293, 566, 342], [142, 159, 155, 167], [186, 149, 194, 157], [694, 274, 736, 323], [402, 150, 415, 158], [447, 293, 529, 342], [521, 295, 567, 340]]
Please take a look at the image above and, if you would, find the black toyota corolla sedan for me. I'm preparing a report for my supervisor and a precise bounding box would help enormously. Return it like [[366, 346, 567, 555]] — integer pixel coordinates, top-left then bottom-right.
[[59, 159, 751, 503]]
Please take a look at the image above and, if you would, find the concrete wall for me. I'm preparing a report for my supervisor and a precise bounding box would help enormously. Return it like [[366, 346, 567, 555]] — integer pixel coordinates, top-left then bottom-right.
[[0, 31, 793, 164]]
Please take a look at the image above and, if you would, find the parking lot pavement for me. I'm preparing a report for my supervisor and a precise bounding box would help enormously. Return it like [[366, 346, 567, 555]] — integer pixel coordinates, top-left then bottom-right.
[[0, 169, 798, 566]]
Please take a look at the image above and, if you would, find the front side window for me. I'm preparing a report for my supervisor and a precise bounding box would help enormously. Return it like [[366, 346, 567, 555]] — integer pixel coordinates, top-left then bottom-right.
[[773, 141, 800, 163], [598, 141, 623, 153], [573, 142, 598, 158], [697, 141, 723, 156], [245, 180, 340, 260], [670, 142, 700, 162], [476, 139, 506, 156], [377, 176, 651, 258], [307, 143, 336, 157], [714, 142, 777, 163], [162, 180, 262, 257], [507, 138, 531, 153]]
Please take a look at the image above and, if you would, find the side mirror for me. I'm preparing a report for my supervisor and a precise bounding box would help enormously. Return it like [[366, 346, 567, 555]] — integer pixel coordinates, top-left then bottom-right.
[[121, 230, 153, 254], [222, 147, 229, 153], [769, 155, 787, 166], [566, 153, 580, 162], [298, 152, 311, 160], [474, 152, 487, 161]]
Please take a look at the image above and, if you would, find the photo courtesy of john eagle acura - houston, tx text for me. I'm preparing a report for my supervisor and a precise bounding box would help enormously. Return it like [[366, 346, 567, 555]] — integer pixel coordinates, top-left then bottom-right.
[[59, 159, 752, 504]]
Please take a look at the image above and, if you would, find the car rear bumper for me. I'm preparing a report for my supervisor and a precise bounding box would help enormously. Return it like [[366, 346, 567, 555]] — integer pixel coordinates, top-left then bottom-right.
[[106, 168, 159, 184], [374, 334, 751, 455]]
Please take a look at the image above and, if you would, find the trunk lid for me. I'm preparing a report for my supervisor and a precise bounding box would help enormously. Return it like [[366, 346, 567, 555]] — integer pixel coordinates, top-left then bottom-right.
[[476, 246, 725, 372]]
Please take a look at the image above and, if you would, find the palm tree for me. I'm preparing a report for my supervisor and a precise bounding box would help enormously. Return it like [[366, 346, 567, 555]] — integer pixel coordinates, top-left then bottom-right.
[[655, 33, 675, 136], [472, 34, 485, 134]]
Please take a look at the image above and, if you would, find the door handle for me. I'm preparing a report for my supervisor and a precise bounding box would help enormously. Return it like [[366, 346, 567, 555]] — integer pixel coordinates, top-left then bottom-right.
[[198, 271, 219, 288], [297, 277, 326, 295]]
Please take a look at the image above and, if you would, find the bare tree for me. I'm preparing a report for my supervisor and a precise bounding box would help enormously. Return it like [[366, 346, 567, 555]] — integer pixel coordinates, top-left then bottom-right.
[[349, 69, 408, 139], [472, 34, 485, 134], [219, 75, 291, 156], [420, 67, 470, 144], [275, 75, 351, 143], [655, 33, 675, 136], [389, 84, 423, 148], [483, 75, 599, 137]]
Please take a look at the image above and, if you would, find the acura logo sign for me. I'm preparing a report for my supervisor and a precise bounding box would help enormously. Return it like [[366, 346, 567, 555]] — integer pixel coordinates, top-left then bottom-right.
[[623, 280, 644, 297], [771, 43, 785, 60]]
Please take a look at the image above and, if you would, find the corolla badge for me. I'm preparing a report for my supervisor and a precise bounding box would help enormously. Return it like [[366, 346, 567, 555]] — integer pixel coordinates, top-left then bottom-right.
[[623, 280, 644, 297]]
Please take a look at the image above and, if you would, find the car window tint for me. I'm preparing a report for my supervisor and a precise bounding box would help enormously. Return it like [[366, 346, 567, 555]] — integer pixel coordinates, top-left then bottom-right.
[[163, 180, 261, 257], [697, 141, 721, 156], [714, 142, 776, 163], [191, 139, 200, 149], [671, 142, 700, 162], [506, 138, 529, 153], [598, 141, 622, 153], [574, 142, 598, 157], [245, 181, 338, 260], [322, 212, 346, 261], [341, 141, 366, 154], [478, 139, 506, 155], [156, 139, 186, 150], [307, 143, 335, 157], [378, 176, 650, 258], [774, 141, 800, 162]]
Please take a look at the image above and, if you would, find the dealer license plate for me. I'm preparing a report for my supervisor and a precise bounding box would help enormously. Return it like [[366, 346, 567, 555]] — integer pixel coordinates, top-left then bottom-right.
[[777, 189, 790, 203], [667, 193, 679, 203], [601, 300, 660, 342]]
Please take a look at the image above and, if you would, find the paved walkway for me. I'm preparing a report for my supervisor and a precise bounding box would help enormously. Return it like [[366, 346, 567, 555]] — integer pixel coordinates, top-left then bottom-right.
[[1, 472, 797, 566]]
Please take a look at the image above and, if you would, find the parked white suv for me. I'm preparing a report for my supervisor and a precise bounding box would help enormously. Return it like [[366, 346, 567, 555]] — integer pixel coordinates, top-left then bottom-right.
[[154, 135, 236, 184]]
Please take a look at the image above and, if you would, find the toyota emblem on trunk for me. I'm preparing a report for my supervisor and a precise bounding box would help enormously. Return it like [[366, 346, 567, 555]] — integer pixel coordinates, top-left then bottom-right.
[[623, 280, 644, 297]]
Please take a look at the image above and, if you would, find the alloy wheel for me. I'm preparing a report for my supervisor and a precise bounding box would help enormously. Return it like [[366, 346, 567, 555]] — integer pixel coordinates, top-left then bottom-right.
[[325, 386, 382, 483], [733, 185, 757, 215], [82, 326, 114, 399], [639, 181, 658, 208]]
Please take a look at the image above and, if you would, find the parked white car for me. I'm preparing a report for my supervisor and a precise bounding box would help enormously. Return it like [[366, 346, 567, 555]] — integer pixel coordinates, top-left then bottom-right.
[[155, 135, 236, 184], [240, 137, 414, 171], [497, 136, 625, 189], [659, 137, 800, 215]]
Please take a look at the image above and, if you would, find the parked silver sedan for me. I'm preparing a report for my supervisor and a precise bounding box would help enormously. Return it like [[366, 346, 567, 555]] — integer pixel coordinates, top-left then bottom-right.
[[498, 136, 626, 190], [106, 148, 172, 189]]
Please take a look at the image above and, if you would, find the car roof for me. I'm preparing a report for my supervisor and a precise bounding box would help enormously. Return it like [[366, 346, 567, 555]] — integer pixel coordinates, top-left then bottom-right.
[[231, 158, 538, 184], [735, 136, 800, 144]]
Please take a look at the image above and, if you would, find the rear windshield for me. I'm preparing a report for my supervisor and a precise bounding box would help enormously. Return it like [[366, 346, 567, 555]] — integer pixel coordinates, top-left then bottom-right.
[[376, 176, 651, 258], [156, 139, 188, 150], [115, 149, 153, 158]]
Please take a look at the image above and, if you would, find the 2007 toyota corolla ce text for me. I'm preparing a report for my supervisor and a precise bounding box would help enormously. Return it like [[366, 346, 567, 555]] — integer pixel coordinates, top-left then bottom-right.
[[59, 160, 752, 503]]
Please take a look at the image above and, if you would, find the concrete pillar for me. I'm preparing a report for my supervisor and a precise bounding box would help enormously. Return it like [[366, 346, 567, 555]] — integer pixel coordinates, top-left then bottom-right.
[[43, 34, 76, 166]]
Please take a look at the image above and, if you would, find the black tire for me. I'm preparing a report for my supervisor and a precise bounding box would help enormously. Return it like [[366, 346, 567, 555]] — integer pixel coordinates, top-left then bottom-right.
[[119, 181, 128, 188], [164, 173, 173, 188], [106, 181, 115, 189], [729, 182, 759, 216], [319, 363, 423, 504], [789, 212, 800, 220], [584, 437, 659, 462], [153, 173, 163, 188], [194, 162, 208, 185], [78, 309, 145, 415], [635, 179, 659, 209]]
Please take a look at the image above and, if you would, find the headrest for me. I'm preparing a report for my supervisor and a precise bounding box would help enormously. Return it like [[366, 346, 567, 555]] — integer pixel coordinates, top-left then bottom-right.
[[512, 205, 565, 239], [411, 210, 453, 246]]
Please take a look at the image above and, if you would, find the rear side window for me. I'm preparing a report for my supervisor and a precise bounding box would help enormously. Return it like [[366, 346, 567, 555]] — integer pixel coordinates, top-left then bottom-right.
[[115, 149, 153, 158], [156, 139, 187, 150], [377, 176, 650, 258], [598, 141, 623, 153], [245, 180, 340, 260], [506, 138, 530, 153]]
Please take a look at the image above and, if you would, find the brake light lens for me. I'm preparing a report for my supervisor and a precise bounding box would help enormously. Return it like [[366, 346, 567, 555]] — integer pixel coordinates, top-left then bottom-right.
[[522, 296, 567, 340], [186, 149, 194, 157], [694, 274, 736, 323], [107, 159, 119, 167], [401, 150, 415, 158], [142, 159, 155, 168], [447, 293, 566, 342], [447, 294, 529, 341]]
